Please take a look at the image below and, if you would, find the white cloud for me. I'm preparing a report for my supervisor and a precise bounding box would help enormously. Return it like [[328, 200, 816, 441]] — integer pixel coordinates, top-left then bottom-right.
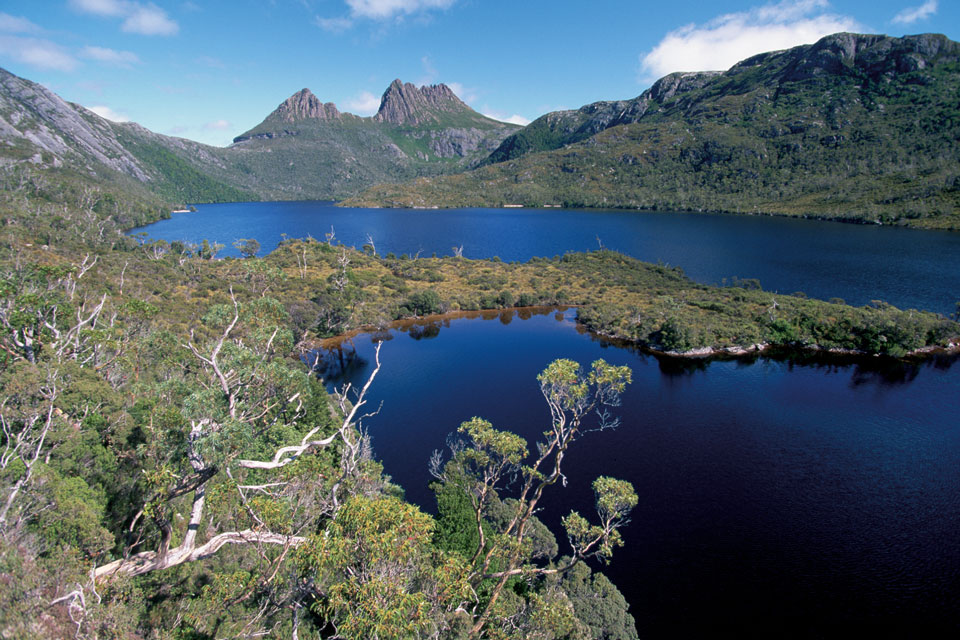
[[0, 12, 42, 33], [892, 0, 937, 25], [71, 0, 179, 36], [204, 119, 231, 130], [88, 105, 129, 122], [69, 0, 128, 17], [0, 35, 78, 71], [195, 55, 225, 69], [122, 4, 179, 35], [345, 90, 382, 115], [447, 81, 477, 104], [345, 0, 456, 19], [420, 55, 438, 83], [316, 0, 454, 30], [482, 110, 531, 126], [639, 0, 860, 80], [81, 45, 140, 67], [316, 16, 353, 32]]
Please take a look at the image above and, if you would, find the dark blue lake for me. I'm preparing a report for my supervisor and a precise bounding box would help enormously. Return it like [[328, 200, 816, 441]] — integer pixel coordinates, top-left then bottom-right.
[[315, 310, 960, 638], [132, 201, 960, 315], [135, 201, 960, 636]]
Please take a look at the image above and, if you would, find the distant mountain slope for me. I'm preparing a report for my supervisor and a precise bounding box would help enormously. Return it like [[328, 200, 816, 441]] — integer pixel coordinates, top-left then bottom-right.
[[228, 80, 521, 200], [0, 69, 520, 208], [347, 33, 960, 230], [0, 67, 256, 208]]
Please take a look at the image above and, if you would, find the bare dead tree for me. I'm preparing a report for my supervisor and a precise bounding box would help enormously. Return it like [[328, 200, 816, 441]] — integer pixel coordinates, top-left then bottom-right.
[[293, 242, 309, 279], [331, 249, 350, 294], [0, 368, 62, 533], [94, 313, 385, 582], [364, 233, 377, 256]]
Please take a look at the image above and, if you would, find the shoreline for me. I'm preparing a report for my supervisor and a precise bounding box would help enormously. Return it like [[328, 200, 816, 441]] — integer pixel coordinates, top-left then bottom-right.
[[309, 306, 960, 363], [334, 200, 960, 233]]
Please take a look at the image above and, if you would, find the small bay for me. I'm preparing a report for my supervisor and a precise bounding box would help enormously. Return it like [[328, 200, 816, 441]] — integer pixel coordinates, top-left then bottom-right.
[[314, 309, 960, 638], [132, 201, 960, 315]]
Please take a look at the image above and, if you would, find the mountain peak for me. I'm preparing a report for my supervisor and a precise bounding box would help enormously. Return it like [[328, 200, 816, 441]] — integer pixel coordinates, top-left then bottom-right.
[[270, 88, 341, 123], [374, 79, 470, 125]]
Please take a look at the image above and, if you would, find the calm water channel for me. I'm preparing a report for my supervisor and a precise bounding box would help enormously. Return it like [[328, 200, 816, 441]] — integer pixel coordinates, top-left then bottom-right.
[[134, 202, 960, 636], [132, 201, 960, 315], [314, 310, 960, 638]]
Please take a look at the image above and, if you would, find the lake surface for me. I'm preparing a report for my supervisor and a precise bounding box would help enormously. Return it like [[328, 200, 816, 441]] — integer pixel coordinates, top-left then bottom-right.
[[131, 201, 960, 315], [314, 310, 960, 638], [135, 200, 960, 635]]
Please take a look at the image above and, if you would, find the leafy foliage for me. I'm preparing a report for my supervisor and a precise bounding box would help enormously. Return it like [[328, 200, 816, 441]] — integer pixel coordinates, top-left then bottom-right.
[[347, 34, 960, 229]]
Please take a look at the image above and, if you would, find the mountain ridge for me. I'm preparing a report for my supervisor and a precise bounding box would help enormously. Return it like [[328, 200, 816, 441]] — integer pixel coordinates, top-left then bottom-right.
[[346, 32, 960, 230], [485, 32, 959, 165], [0, 71, 520, 203], [227, 79, 520, 199]]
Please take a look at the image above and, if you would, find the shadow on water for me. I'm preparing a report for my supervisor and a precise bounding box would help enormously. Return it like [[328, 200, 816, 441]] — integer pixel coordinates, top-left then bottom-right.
[[307, 306, 569, 385], [764, 347, 959, 387], [303, 339, 368, 382], [298, 305, 960, 639], [571, 316, 959, 383]]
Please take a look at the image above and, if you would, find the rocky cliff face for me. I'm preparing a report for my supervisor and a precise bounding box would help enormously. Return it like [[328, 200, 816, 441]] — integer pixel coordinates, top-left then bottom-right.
[[268, 88, 342, 123], [778, 31, 959, 82], [374, 79, 471, 126], [0, 67, 151, 180], [226, 79, 519, 198], [0, 66, 265, 203]]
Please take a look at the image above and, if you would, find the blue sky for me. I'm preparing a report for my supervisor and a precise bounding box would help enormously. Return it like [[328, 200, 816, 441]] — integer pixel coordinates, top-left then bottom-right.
[[0, 0, 955, 146]]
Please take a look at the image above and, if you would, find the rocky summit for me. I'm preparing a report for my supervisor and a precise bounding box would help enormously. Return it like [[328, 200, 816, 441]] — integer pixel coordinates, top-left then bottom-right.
[[269, 88, 342, 123], [374, 79, 471, 126], [226, 78, 520, 199], [348, 32, 960, 230]]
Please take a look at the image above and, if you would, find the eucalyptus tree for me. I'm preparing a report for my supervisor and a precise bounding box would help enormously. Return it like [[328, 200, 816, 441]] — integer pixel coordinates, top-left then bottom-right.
[[93, 291, 386, 582], [430, 358, 637, 638]]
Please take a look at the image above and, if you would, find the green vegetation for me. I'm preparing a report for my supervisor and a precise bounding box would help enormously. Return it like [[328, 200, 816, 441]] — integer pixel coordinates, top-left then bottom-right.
[[114, 136, 258, 204], [2, 34, 960, 637], [346, 34, 960, 230], [256, 243, 957, 358], [0, 146, 651, 639]]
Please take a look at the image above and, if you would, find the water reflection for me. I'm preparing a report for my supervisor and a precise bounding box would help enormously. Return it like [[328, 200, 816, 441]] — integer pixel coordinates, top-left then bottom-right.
[[406, 322, 442, 340], [311, 307, 957, 388], [310, 307, 568, 384], [300, 306, 960, 639]]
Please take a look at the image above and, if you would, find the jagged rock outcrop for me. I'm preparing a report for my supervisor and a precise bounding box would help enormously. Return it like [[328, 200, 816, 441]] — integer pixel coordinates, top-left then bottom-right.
[[374, 79, 471, 126], [227, 79, 520, 198], [781, 31, 959, 82], [269, 88, 342, 123]]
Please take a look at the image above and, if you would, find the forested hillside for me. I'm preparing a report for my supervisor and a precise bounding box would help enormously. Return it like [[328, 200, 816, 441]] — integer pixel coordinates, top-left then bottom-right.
[[0, 69, 520, 205], [347, 33, 960, 230]]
